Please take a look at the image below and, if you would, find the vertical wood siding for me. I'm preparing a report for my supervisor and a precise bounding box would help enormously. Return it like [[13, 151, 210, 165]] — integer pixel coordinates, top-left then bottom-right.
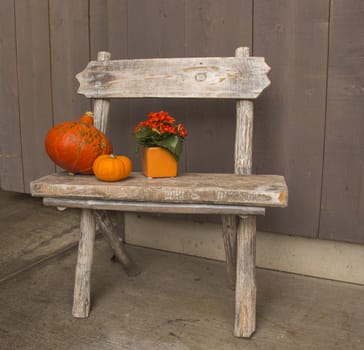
[[0, 0, 24, 192], [15, 0, 55, 191], [0, 0, 363, 244], [253, 0, 330, 237], [319, 0, 364, 242]]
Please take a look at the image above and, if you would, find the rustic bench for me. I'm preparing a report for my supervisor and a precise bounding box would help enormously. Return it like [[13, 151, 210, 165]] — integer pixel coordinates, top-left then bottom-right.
[[30, 47, 288, 338]]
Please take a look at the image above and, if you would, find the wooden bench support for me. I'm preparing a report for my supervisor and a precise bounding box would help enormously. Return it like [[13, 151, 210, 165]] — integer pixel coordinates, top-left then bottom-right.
[[234, 215, 256, 337], [72, 208, 96, 318], [93, 210, 140, 277], [43, 197, 266, 216], [222, 215, 237, 288]]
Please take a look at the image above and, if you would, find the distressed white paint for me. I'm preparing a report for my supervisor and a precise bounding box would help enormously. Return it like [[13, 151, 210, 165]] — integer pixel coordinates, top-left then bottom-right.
[[31, 172, 287, 208], [222, 46, 255, 291], [72, 209, 95, 318], [234, 216, 256, 337], [43, 197, 265, 216], [76, 55, 270, 99]]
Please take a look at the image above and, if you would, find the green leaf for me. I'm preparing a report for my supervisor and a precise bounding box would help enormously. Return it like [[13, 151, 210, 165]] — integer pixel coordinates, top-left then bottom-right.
[[156, 135, 182, 161], [133, 127, 184, 161]]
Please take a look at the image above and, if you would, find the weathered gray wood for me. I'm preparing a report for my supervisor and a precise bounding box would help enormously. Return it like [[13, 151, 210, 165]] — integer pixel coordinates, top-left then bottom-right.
[[25, 40, 287, 338], [92, 51, 135, 276], [235, 104, 254, 174], [43, 197, 265, 216], [93, 210, 140, 277], [72, 209, 96, 318], [93, 51, 111, 133], [223, 47, 254, 289], [31, 172, 288, 208], [93, 98, 110, 133], [232, 60, 258, 335], [234, 215, 256, 337], [76, 55, 270, 99], [222, 215, 237, 288]]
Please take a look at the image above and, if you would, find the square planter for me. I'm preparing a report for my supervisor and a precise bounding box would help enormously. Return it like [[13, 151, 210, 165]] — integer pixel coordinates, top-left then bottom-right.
[[141, 147, 177, 178]]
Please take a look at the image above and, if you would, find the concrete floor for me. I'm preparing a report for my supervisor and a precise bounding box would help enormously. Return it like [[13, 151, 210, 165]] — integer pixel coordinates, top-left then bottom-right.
[[0, 191, 363, 349]]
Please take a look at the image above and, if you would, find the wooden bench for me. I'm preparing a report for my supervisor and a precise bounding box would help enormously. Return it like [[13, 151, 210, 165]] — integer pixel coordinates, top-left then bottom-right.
[[30, 47, 288, 338]]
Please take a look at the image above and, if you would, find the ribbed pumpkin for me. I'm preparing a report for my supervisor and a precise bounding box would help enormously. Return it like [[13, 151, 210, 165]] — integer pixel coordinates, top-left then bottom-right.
[[45, 112, 112, 174], [93, 154, 132, 182]]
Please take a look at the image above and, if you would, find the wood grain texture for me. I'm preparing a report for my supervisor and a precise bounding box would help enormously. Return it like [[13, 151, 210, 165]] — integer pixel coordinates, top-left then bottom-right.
[[76, 56, 270, 99], [14, 0, 55, 192], [93, 210, 139, 276], [92, 52, 111, 134], [222, 215, 238, 288], [234, 216, 256, 337], [43, 197, 265, 216], [49, 0, 90, 125], [319, 0, 364, 243], [253, 0, 329, 236], [223, 47, 254, 292], [31, 172, 287, 207], [0, 0, 24, 192], [235, 99, 254, 175], [72, 209, 96, 318]]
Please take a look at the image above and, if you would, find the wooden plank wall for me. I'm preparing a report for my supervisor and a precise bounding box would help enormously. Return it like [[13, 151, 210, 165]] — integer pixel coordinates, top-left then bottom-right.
[[0, 0, 24, 192], [320, 0, 364, 242], [0, 0, 363, 244], [253, 0, 330, 237]]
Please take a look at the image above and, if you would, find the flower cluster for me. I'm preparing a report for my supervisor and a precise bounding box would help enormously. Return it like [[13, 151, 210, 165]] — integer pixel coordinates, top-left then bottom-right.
[[133, 111, 187, 161]]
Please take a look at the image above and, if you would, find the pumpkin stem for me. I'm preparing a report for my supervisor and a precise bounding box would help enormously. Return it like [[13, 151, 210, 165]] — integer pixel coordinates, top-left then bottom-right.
[[85, 111, 93, 117], [109, 154, 116, 159]]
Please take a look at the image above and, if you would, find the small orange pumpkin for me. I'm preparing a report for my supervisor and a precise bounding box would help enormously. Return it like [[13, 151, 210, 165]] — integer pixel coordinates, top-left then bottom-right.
[[93, 154, 132, 182]]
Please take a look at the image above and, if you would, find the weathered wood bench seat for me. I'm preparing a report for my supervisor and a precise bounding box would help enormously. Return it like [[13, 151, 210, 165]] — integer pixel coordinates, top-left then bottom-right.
[[30, 47, 288, 338], [31, 172, 287, 210]]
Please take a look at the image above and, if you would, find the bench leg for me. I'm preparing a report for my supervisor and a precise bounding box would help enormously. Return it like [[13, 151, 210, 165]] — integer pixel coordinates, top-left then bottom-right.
[[222, 215, 237, 288], [93, 210, 140, 276], [72, 208, 96, 318], [234, 215, 256, 337]]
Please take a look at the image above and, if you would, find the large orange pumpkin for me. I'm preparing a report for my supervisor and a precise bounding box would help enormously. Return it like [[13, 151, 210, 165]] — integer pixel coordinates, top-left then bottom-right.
[[45, 112, 112, 174]]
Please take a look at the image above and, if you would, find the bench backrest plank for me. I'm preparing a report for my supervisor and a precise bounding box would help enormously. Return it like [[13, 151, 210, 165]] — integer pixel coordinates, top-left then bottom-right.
[[76, 54, 270, 100]]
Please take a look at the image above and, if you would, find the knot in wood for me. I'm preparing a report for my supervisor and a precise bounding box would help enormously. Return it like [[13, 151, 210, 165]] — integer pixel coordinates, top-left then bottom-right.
[[195, 72, 207, 82]]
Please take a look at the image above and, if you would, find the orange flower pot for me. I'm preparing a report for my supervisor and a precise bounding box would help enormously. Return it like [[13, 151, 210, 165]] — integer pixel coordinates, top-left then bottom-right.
[[141, 147, 177, 178]]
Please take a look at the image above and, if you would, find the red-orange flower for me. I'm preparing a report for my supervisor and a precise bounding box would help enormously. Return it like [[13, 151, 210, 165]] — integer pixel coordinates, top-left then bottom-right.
[[177, 123, 188, 138], [133, 110, 187, 161]]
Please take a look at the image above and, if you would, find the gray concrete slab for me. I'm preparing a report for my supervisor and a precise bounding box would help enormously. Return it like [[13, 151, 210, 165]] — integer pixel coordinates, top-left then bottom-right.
[[1, 190, 364, 349], [0, 191, 80, 280]]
